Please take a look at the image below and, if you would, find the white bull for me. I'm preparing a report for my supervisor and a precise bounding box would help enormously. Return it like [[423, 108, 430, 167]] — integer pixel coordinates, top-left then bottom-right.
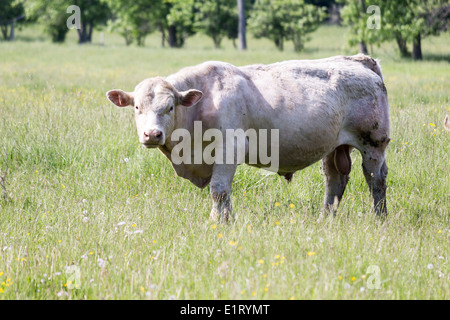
[[107, 54, 390, 221]]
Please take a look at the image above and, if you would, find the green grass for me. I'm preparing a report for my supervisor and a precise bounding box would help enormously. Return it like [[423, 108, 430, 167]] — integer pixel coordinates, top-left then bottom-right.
[[0, 25, 449, 299]]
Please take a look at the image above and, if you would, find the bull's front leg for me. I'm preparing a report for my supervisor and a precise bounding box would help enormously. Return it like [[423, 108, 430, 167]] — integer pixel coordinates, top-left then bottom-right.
[[209, 163, 238, 222]]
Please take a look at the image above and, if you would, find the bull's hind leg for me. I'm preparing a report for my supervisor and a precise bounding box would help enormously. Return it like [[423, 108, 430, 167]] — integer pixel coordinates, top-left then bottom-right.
[[361, 149, 388, 217], [322, 145, 352, 213]]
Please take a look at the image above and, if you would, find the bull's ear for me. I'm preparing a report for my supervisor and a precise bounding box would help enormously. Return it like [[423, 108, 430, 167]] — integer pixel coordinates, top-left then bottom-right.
[[106, 89, 134, 107], [179, 89, 203, 107]]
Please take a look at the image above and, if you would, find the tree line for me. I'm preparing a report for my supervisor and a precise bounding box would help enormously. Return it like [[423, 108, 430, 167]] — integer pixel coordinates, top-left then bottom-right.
[[1, 0, 448, 60]]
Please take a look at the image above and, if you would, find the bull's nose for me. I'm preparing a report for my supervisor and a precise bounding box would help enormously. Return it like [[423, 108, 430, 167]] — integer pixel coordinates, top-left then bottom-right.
[[143, 129, 163, 144]]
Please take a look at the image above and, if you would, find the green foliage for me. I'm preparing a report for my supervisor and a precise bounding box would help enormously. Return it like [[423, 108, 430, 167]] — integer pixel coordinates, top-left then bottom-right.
[[166, 0, 197, 48], [0, 0, 25, 40], [73, 0, 110, 43], [248, 0, 327, 52], [339, 0, 449, 59], [25, 0, 72, 42], [103, 0, 159, 46], [0, 24, 449, 299], [105, 0, 196, 48], [193, 0, 238, 48], [338, 0, 383, 54], [25, 0, 108, 43]]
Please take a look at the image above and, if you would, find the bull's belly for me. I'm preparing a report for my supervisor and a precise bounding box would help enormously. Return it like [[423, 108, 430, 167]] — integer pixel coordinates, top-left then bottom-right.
[[244, 140, 335, 173]]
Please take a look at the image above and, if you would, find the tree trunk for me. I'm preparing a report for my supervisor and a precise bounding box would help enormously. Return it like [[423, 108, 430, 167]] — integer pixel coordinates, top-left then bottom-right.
[[159, 24, 166, 47], [77, 23, 84, 43], [53, 29, 67, 43], [237, 0, 247, 50], [124, 34, 132, 46], [275, 37, 284, 51], [87, 21, 93, 43], [9, 21, 14, 41], [412, 33, 422, 60], [358, 0, 368, 55], [1, 25, 8, 40], [78, 21, 91, 44], [168, 25, 178, 48], [292, 33, 303, 52], [395, 33, 409, 58], [359, 41, 368, 55]]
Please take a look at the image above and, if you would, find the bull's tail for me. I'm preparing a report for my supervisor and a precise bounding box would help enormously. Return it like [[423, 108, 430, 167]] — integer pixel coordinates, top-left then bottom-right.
[[345, 54, 384, 81]]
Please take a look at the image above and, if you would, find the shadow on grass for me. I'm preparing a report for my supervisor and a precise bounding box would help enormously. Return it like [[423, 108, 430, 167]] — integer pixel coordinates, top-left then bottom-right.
[[422, 53, 450, 63], [1, 35, 48, 43]]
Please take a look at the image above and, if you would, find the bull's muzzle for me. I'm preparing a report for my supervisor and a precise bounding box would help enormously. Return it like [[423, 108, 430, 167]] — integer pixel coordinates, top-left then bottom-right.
[[142, 129, 164, 147]]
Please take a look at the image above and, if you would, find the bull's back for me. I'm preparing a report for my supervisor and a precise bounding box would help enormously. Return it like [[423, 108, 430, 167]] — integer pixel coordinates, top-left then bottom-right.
[[236, 56, 386, 170]]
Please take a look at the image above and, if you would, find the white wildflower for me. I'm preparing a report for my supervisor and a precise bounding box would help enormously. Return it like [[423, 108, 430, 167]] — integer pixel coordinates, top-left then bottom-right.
[[57, 290, 68, 297], [97, 258, 106, 268]]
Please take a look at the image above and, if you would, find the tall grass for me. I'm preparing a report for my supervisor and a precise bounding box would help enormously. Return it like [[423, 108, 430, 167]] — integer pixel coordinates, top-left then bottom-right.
[[0, 25, 448, 299]]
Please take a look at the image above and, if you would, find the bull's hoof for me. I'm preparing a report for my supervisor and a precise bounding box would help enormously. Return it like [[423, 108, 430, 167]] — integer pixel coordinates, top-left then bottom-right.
[[221, 211, 236, 224], [209, 209, 235, 223], [210, 208, 220, 221]]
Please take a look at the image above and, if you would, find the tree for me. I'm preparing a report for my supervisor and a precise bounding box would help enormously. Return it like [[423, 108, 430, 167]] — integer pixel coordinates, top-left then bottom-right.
[[339, 0, 449, 59], [26, 0, 109, 43], [166, 0, 197, 48], [105, 0, 196, 48], [194, 0, 238, 49], [248, 0, 326, 52], [105, 0, 159, 46], [25, 0, 72, 42], [0, 0, 25, 41], [237, 0, 247, 50], [403, 0, 449, 60], [338, 0, 383, 55], [73, 0, 110, 43]]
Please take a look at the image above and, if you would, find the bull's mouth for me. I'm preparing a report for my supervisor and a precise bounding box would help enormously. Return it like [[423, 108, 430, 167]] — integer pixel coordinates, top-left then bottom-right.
[[142, 142, 161, 149]]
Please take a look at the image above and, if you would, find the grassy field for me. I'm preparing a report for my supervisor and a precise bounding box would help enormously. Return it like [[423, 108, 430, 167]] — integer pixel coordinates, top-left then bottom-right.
[[0, 25, 449, 300]]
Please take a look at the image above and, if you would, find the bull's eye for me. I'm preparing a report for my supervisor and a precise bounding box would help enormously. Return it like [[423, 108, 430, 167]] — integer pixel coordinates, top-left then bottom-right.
[[135, 106, 139, 110], [169, 106, 174, 112]]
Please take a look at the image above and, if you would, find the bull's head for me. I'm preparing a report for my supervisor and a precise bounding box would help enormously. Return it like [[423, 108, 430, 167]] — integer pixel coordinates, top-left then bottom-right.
[[106, 77, 203, 148]]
